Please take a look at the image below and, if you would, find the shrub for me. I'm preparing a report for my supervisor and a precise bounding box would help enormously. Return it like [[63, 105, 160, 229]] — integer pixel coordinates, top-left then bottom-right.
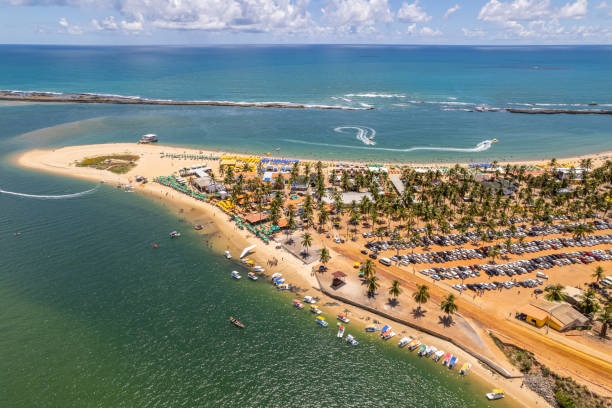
[[554, 391, 575, 408]]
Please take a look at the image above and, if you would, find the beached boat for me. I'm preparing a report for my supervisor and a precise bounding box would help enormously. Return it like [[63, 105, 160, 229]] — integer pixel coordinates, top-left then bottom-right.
[[247, 272, 258, 280], [408, 339, 422, 351], [253, 265, 264, 273], [138, 133, 158, 144], [433, 350, 445, 362], [337, 325, 345, 338], [271, 272, 282, 279], [398, 337, 411, 348], [448, 355, 458, 369], [309, 306, 322, 315], [224, 250, 232, 259], [231, 270, 241, 279], [442, 353, 452, 366], [460, 362, 472, 376], [345, 334, 359, 346], [365, 324, 380, 332], [277, 283, 290, 291], [486, 389, 505, 400], [272, 277, 285, 286], [194, 224, 203, 230], [337, 313, 350, 323], [169, 230, 181, 238], [426, 346, 437, 357], [293, 299, 304, 309], [417, 344, 427, 356], [303, 296, 316, 304], [315, 316, 328, 327], [229, 316, 244, 328], [381, 330, 396, 340]]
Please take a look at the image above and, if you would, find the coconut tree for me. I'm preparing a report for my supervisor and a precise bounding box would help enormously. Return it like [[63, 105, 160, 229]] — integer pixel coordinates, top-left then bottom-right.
[[593, 266, 605, 283], [362, 259, 375, 279], [578, 289, 600, 317], [319, 247, 331, 268], [412, 284, 430, 313], [544, 284, 565, 302], [301, 232, 312, 255], [440, 294, 458, 323], [365, 275, 380, 297], [597, 308, 611, 339], [389, 280, 402, 302]]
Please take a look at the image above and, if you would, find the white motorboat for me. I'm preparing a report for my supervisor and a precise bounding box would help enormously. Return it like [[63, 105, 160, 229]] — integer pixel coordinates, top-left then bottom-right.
[[303, 296, 316, 304], [309, 306, 322, 315], [224, 250, 232, 259], [432, 350, 445, 362], [231, 270, 241, 279], [253, 265, 264, 273], [486, 389, 505, 400], [345, 334, 359, 346], [247, 272, 258, 280], [337, 325, 345, 338], [398, 337, 412, 348]]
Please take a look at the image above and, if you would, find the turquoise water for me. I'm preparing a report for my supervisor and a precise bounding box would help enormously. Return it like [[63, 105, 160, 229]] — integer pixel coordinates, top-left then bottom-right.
[[2, 45, 604, 406], [1, 45, 612, 162]]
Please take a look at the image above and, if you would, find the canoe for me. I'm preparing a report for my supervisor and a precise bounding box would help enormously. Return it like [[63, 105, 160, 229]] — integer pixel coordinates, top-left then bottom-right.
[[229, 316, 244, 328]]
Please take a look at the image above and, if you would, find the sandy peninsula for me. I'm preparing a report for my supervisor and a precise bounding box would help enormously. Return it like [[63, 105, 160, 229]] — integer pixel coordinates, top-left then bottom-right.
[[17, 142, 612, 408]]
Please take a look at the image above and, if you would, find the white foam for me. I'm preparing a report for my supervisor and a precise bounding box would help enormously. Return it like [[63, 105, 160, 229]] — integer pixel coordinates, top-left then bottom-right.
[[359, 102, 374, 108], [283, 138, 494, 153], [0, 185, 99, 199], [345, 93, 406, 98], [334, 126, 377, 146]]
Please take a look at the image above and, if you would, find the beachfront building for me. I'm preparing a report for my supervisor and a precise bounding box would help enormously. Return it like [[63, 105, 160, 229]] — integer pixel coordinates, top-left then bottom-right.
[[562, 287, 586, 306], [244, 212, 269, 225], [554, 167, 588, 182], [518, 301, 589, 332]]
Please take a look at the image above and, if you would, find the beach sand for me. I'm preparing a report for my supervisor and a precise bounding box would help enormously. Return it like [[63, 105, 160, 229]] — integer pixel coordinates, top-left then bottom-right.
[[17, 142, 612, 407]]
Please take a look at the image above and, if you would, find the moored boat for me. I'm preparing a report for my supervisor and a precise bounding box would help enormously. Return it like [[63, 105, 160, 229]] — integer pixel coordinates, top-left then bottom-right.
[[293, 299, 304, 309], [337, 313, 350, 323], [408, 339, 422, 351], [398, 337, 411, 348], [277, 283, 291, 290], [381, 330, 396, 340], [224, 250, 232, 259], [303, 296, 316, 304], [229, 316, 244, 328], [417, 344, 427, 356], [442, 353, 452, 366], [253, 265, 265, 273], [169, 230, 181, 238], [426, 346, 437, 357], [365, 324, 380, 332], [309, 305, 322, 315], [486, 389, 505, 400], [152, 244, 160, 248], [337, 325, 345, 338], [247, 272, 258, 280], [460, 362, 472, 376], [271, 272, 282, 280], [315, 316, 328, 327], [194, 224, 203, 230], [345, 334, 359, 346], [231, 270, 241, 279], [448, 355, 458, 369], [433, 350, 445, 362]]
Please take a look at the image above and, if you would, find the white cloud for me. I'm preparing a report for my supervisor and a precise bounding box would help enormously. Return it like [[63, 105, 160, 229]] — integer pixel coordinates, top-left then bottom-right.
[[595, 0, 612, 15], [558, 0, 588, 19], [462, 27, 486, 37], [478, 0, 552, 23], [444, 4, 461, 19], [397, 1, 431, 23], [321, 0, 392, 33], [92, 15, 118, 31], [420, 26, 441, 36], [58, 17, 82, 35]]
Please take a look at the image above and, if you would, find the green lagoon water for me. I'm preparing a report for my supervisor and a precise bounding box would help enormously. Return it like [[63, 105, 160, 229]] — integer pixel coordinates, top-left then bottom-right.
[[0, 107, 517, 408]]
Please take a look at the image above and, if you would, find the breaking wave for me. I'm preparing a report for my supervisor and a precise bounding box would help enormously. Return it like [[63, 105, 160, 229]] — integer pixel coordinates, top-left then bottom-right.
[[334, 126, 377, 146], [0, 185, 99, 199]]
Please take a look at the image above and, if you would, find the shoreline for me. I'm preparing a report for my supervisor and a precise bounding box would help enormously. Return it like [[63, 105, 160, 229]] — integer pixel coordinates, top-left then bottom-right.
[[13, 142, 572, 408]]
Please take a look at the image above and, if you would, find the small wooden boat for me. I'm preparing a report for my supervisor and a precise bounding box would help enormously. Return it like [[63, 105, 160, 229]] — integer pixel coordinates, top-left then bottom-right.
[[231, 270, 241, 279], [229, 316, 244, 328], [247, 272, 258, 280], [433, 350, 445, 362], [449, 355, 458, 369], [460, 362, 472, 376], [442, 353, 452, 366], [303, 296, 316, 304], [408, 339, 421, 351], [277, 283, 291, 291], [486, 389, 504, 400], [337, 325, 345, 338], [310, 306, 322, 315], [152, 244, 160, 248], [224, 250, 232, 259], [293, 299, 304, 309], [381, 330, 396, 340], [426, 346, 437, 357], [315, 316, 328, 327], [417, 344, 427, 356], [194, 224, 203, 230], [365, 324, 380, 332], [398, 337, 411, 348], [169, 231, 181, 238], [337, 313, 350, 323]]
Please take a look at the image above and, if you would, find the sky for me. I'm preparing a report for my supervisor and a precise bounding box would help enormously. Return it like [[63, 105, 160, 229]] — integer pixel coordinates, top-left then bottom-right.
[[0, 0, 611, 44]]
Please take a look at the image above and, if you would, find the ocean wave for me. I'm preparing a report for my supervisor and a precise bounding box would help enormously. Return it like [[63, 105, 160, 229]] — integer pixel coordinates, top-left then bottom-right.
[[0, 185, 99, 199], [334, 126, 376, 146], [0, 90, 371, 111], [359, 102, 373, 108], [345, 93, 406, 98], [283, 138, 494, 153]]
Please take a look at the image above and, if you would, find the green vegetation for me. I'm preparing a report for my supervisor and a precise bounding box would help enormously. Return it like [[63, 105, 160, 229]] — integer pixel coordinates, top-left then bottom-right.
[[77, 154, 139, 174]]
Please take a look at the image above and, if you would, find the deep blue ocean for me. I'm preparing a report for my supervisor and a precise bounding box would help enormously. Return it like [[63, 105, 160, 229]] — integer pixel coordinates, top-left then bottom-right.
[[0, 45, 608, 407], [1, 44, 611, 162]]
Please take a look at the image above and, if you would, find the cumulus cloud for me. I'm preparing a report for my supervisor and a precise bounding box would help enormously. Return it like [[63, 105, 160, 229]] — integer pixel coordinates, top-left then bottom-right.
[[462, 27, 486, 37], [444, 4, 461, 19], [397, 1, 431, 23], [558, 0, 588, 19], [58, 17, 83, 34], [419, 26, 441, 36], [92, 15, 118, 31], [321, 0, 392, 33]]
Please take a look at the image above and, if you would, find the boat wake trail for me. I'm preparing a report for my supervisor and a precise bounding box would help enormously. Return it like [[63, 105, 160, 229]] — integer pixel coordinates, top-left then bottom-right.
[[0, 185, 99, 199], [282, 138, 494, 153], [334, 126, 377, 146]]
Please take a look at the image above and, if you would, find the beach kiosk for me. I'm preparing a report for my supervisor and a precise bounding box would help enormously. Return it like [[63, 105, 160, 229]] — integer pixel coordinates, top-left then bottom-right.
[[331, 271, 347, 288]]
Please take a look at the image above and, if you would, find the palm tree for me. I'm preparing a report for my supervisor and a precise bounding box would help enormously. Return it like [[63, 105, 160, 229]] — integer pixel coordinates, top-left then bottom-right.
[[578, 289, 600, 317], [412, 284, 430, 313], [362, 259, 375, 279], [544, 284, 565, 302], [596, 308, 611, 338], [593, 266, 604, 283], [489, 246, 500, 264], [365, 275, 380, 296], [440, 294, 458, 322], [319, 247, 331, 267], [389, 280, 402, 301], [301, 232, 312, 255]]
